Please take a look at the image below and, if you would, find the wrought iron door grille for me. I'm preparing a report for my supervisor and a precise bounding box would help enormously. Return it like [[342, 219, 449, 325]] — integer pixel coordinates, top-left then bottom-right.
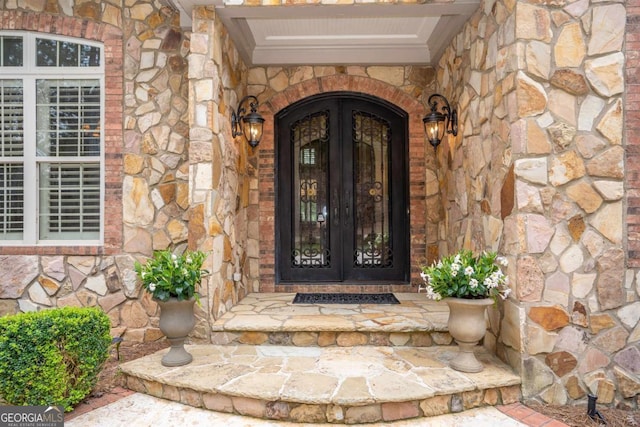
[[353, 111, 393, 268], [290, 111, 330, 268]]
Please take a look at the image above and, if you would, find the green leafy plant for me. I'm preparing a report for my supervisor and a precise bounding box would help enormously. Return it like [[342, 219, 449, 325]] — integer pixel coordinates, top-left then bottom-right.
[[0, 307, 111, 411], [420, 249, 510, 303], [134, 249, 208, 302]]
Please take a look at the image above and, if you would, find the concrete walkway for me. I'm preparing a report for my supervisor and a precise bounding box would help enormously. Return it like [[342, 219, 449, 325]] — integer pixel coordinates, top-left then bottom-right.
[[67, 393, 534, 426]]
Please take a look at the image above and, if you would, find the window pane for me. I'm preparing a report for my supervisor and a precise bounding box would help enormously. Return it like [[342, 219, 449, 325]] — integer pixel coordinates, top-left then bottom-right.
[[0, 80, 23, 156], [1, 36, 23, 67], [36, 38, 57, 67], [36, 79, 101, 156], [80, 45, 100, 67], [59, 41, 79, 67], [36, 38, 100, 67], [39, 163, 100, 240], [0, 163, 24, 239]]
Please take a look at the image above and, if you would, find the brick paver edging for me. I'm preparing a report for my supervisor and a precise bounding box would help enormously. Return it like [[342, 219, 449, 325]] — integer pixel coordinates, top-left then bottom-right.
[[498, 403, 570, 427], [68, 391, 570, 426], [65, 387, 135, 421]]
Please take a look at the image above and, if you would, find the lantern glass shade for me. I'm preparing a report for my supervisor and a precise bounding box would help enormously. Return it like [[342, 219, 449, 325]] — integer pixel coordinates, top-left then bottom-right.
[[232, 95, 265, 148], [242, 112, 264, 148], [423, 111, 446, 148]]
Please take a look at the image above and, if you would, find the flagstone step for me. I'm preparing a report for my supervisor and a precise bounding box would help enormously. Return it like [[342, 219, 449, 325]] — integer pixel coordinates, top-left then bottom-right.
[[120, 344, 522, 425], [210, 293, 452, 347]]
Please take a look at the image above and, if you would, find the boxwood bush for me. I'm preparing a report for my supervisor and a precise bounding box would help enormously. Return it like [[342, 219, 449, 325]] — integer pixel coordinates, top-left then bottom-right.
[[0, 307, 111, 411]]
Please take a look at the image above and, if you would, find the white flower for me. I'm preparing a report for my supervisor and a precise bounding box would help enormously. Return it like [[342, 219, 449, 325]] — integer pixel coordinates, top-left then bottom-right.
[[425, 285, 442, 301], [451, 269, 458, 277], [420, 272, 430, 282], [454, 254, 461, 263], [497, 256, 508, 267], [500, 288, 512, 300], [464, 266, 474, 276], [451, 262, 461, 272], [148, 283, 156, 292], [490, 272, 503, 285], [470, 278, 479, 289], [186, 256, 193, 264], [436, 261, 443, 268]]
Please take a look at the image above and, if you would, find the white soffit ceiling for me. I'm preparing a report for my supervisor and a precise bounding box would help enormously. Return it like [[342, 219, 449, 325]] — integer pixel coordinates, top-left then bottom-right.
[[173, 0, 481, 66]]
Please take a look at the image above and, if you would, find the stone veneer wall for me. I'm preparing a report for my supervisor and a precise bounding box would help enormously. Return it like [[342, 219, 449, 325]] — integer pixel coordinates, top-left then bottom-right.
[[437, 0, 638, 408], [187, 6, 254, 332], [0, 1, 200, 343], [245, 66, 435, 291]]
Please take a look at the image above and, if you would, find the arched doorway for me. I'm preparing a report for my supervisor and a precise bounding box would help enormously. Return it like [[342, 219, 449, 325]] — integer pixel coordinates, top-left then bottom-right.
[[276, 92, 409, 284]]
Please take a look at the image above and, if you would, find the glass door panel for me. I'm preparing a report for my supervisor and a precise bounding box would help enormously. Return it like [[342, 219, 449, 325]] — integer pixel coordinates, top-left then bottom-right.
[[353, 111, 392, 268], [292, 112, 330, 268]]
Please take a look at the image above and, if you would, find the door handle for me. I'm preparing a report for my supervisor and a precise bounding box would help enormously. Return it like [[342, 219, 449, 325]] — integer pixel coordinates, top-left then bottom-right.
[[344, 190, 350, 225], [333, 189, 340, 226]]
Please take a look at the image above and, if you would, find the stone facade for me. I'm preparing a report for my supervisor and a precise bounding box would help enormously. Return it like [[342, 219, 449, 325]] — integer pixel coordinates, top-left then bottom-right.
[[0, 0, 638, 410], [187, 6, 255, 335], [435, 0, 637, 409], [0, 1, 192, 343]]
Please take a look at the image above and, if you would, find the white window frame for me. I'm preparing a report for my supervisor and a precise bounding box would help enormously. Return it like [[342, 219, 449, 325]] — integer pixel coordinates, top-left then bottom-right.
[[0, 31, 105, 246]]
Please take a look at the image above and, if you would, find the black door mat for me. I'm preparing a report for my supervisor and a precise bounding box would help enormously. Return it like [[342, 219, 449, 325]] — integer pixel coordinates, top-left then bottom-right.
[[292, 293, 400, 304]]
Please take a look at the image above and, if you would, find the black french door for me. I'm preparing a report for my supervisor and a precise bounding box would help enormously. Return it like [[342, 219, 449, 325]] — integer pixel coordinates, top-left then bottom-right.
[[277, 93, 409, 283]]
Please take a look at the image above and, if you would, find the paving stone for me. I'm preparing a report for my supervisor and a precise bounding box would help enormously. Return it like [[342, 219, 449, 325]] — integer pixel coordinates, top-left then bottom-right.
[[292, 332, 318, 346], [180, 389, 202, 407], [381, 401, 420, 421], [462, 390, 484, 409], [420, 395, 450, 417], [336, 332, 368, 346], [202, 393, 233, 412], [345, 405, 382, 424], [232, 396, 266, 418], [265, 401, 290, 420], [239, 332, 269, 345]]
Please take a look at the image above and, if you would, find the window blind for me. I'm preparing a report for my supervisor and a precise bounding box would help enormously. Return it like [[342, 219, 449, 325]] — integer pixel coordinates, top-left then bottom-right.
[[39, 163, 100, 239]]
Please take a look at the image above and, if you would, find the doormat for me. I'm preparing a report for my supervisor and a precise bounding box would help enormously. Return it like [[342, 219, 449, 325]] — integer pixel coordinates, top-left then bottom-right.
[[292, 293, 400, 304]]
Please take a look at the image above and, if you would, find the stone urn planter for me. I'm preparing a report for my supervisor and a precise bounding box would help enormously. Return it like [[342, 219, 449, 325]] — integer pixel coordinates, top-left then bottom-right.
[[157, 297, 196, 367], [135, 249, 209, 367], [445, 297, 493, 373]]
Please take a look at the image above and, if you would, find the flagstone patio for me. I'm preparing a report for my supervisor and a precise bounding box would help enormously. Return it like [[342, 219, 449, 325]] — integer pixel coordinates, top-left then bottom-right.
[[120, 293, 522, 424], [209, 293, 450, 347]]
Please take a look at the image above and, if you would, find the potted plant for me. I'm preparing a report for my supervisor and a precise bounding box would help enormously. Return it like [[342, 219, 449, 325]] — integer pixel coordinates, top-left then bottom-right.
[[135, 249, 208, 367], [420, 249, 510, 373]]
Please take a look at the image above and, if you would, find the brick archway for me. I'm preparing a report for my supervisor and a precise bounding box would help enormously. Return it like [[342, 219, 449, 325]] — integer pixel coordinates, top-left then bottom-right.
[[256, 75, 427, 292]]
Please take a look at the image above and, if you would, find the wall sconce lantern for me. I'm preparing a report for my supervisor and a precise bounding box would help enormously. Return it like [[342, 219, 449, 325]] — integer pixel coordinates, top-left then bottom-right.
[[231, 95, 265, 148], [422, 93, 458, 150]]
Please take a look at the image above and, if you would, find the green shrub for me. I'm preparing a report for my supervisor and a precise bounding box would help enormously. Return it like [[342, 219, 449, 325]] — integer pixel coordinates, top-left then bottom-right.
[[0, 307, 111, 411]]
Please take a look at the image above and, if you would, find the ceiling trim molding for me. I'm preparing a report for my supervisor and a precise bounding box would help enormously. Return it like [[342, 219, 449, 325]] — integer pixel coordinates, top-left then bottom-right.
[[172, 1, 481, 66]]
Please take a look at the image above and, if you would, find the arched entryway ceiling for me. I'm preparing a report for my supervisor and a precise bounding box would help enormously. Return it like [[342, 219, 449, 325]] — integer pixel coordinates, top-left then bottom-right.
[[254, 75, 428, 291], [171, 0, 480, 66]]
